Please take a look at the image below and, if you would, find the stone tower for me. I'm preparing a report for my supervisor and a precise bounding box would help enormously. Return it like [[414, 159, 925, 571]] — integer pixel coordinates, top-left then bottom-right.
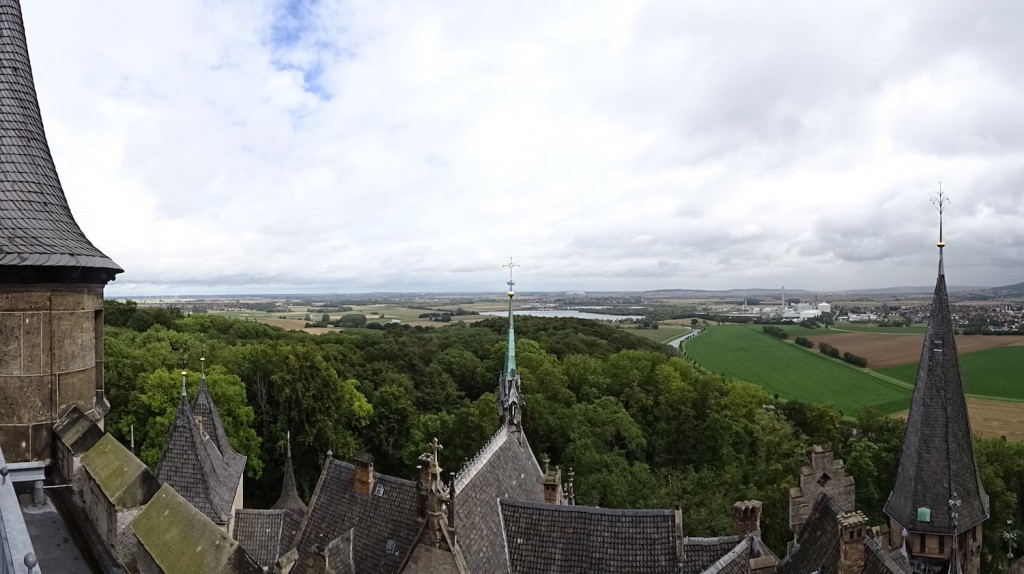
[[883, 194, 988, 573], [0, 0, 122, 462]]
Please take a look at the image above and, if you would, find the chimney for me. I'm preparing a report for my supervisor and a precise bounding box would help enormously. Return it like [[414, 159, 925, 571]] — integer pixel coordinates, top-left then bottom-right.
[[544, 466, 563, 505], [733, 500, 763, 537], [838, 511, 868, 574], [674, 506, 684, 566], [354, 452, 374, 496]]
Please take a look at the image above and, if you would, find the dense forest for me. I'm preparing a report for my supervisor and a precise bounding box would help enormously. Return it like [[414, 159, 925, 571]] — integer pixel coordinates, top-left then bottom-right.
[[103, 300, 1024, 571]]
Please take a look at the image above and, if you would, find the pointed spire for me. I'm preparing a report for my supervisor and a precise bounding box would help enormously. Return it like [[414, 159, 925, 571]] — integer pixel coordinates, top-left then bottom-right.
[[191, 357, 242, 463], [0, 1, 120, 281], [503, 257, 519, 379], [272, 430, 307, 515], [884, 194, 988, 538], [498, 258, 523, 428]]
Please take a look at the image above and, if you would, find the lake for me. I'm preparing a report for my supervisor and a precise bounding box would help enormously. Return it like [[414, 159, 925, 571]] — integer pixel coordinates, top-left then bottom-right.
[[481, 309, 645, 321]]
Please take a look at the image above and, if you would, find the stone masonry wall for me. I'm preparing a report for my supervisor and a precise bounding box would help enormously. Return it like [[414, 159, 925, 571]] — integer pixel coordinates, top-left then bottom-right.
[[0, 284, 105, 462]]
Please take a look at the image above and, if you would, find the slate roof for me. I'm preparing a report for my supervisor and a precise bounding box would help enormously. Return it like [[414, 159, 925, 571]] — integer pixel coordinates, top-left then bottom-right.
[[499, 499, 680, 574], [290, 459, 420, 574], [453, 425, 545, 574], [156, 391, 244, 525], [233, 509, 302, 571], [884, 254, 989, 535], [0, 0, 120, 277], [53, 404, 103, 454], [681, 535, 743, 574], [863, 536, 910, 574], [777, 495, 841, 574], [271, 435, 307, 515], [192, 370, 248, 486], [133, 484, 261, 574], [80, 433, 159, 510]]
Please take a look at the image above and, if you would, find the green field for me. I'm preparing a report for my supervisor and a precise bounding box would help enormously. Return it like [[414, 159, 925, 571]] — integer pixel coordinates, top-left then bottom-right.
[[685, 325, 910, 415], [878, 346, 1024, 401], [630, 326, 691, 344]]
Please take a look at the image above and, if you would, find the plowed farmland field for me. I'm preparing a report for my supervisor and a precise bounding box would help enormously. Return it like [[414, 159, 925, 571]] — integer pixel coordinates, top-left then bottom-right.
[[797, 332, 1024, 369], [897, 397, 1024, 441]]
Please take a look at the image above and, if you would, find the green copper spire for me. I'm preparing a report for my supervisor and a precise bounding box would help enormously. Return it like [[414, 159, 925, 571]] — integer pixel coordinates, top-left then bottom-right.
[[499, 258, 523, 428], [503, 257, 519, 379]]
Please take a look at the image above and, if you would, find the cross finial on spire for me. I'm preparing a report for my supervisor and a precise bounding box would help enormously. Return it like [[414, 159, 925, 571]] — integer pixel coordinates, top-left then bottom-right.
[[931, 185, 950, 248], [430, 437, 444, 475], [503, 257, 519, 297]]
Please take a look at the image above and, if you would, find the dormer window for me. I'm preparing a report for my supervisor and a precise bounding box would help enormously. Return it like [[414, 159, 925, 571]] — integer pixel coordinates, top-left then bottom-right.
[[917, 506, 931, 522]]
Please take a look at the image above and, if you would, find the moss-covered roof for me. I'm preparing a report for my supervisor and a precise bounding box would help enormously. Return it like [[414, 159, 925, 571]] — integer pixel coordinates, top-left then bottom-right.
[[53, 405, 103, 454], [80, 434, 159, 510], [132, 484, 260, 574]]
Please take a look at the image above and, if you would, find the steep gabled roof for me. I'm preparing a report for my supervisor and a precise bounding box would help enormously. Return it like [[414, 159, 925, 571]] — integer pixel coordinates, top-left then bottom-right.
[[777, 495, 842, 574], [233, 508, 302, 571], [133, 484, 261, 574], [681, 536, 743, 574], [883, 253, 989, 534], [290, 459, 419, 574], [499, 499, 681, 574], [191, 366, 248, 475], [453, 425, 545, 574], [863, 536, 910, 574], [156, 387, 242, 525], [0, 0, 120, 279]]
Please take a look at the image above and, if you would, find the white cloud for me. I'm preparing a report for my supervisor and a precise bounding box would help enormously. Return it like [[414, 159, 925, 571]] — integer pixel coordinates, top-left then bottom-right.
[[20, 0, 1024, 295]]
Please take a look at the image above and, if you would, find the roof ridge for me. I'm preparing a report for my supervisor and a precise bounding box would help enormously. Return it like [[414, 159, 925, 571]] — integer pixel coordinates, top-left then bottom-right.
[[500, 498, 675, 517], [702, 537, 751, 574], [454, 425, 509, 494]]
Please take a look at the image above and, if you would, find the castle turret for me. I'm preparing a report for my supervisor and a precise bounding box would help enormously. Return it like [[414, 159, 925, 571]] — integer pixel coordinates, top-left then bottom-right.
[[0, 0, 122, 462], [883, 192, 988, 573]]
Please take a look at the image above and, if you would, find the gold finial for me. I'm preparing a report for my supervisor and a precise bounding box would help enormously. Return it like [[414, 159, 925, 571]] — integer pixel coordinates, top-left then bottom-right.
[[503, 257, 520, 298], [931, 185, 949, 248]]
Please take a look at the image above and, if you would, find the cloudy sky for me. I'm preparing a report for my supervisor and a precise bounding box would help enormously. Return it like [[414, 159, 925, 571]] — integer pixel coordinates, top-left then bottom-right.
[[22, 1, 1024, 295]]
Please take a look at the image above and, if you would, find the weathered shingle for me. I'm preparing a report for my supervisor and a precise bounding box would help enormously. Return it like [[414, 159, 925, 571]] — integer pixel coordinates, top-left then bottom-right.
[[233, 509, 300, 571], [681, 535, 743, 574], [156, 392, 245, 525], [290, 459, 419, 574], [863, 536, 910, 574], [500, 499, 681, 574], [453, 426, 545, 574], [777, 495, 841, 574], [0, 0, 120, 277], [884, 256, 989, 535]]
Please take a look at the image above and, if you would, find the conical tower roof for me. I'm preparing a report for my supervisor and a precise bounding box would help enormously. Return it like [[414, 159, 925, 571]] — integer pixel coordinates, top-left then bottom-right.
[[192, 358, 246, 467], [156, 372, 243, 525], [271, 432, 307, 515], [884, 223, 988, 535], [0, 1, 120, 280]]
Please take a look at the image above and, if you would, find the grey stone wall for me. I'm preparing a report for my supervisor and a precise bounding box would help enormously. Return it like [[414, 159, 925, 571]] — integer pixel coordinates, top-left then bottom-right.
[[0, 284, 105, 462]]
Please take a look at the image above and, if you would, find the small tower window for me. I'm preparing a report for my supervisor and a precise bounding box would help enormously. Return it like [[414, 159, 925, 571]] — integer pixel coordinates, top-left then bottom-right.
[[917, 506, 931, 522]]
